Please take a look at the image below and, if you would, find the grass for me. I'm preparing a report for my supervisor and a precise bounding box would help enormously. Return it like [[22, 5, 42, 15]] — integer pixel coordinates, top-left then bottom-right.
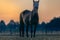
[[0, 35, 60, 40]]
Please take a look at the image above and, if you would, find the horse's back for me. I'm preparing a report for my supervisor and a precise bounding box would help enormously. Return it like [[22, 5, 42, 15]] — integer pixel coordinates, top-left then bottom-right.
[[20, 10, 31, 25]]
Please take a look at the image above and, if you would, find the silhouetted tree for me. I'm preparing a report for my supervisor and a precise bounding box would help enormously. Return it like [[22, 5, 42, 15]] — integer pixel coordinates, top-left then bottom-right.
[[45, 17, 60, 32], [7, 20, 16, 35], [40, 22, 46, 32], [0, 20, 6, 32], [15, 22, 20, 32]]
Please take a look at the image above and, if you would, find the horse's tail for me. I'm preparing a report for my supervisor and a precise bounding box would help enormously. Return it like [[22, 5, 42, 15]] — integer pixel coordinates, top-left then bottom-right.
[[20, 14, 24, 37]]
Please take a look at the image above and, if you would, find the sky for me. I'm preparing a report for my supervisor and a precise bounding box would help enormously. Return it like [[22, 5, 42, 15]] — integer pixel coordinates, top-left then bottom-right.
[[0, 0, 60, 24]]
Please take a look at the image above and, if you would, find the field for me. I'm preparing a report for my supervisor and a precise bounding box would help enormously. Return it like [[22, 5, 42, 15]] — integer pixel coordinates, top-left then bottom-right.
[[0, 35, 60, 40]]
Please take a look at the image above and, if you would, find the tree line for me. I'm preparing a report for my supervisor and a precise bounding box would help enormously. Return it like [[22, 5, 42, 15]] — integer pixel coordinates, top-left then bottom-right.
[[0, 17, 60, 36]]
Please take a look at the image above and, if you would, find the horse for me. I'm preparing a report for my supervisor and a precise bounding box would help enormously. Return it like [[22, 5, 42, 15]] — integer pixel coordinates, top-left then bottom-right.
[[20, 0, 39, 38]]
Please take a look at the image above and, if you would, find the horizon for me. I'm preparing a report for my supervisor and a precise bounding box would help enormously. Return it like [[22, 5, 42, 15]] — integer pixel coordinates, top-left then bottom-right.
[[0, 16, 60, 25], [0, 0, 60, 24]]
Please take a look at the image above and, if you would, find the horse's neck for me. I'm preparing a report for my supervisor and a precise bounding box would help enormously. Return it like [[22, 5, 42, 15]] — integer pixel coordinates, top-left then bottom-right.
[[32, 9, 38, 15]]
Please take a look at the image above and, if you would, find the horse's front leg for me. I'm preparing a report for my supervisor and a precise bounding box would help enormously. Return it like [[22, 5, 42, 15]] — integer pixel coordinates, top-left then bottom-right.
[[30, 24, 33, 38], [33, 24, 37, 37]]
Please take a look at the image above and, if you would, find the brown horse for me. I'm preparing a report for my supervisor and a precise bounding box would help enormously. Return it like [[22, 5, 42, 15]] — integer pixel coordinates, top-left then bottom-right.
[[20, 0, 39, 38]]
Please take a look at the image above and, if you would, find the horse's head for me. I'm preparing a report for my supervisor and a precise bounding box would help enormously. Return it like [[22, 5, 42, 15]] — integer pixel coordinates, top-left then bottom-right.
[[33, 0, 40, 9]]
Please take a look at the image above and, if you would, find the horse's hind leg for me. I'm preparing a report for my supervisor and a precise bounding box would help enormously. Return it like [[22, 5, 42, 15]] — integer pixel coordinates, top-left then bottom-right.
[[20, 24, 22, 37], [26, 24, 29, 37], [20, 22, 24, 37], [20, 19, 22, 37], [21, 23, 24, 37], [20, 15, 24, 37]]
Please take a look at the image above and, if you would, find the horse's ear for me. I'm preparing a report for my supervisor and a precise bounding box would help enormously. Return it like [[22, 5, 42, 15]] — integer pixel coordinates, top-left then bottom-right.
[[33, 0, 34, 2], [38, 0, 40, 2], [33, 0, 40, 2]]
